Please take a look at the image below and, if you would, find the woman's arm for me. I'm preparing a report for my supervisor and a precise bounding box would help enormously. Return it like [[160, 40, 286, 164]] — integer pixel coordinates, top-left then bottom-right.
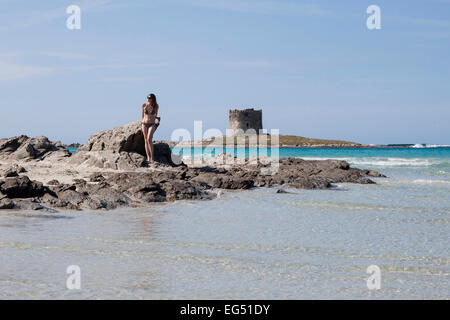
[[142, 103, 146, 119], [155, 104, 159, 117]]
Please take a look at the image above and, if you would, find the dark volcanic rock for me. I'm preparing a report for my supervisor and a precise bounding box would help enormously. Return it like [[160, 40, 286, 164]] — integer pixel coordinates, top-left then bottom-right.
[[276, 188, 297, 194], [4, 170, 18, 177], [362, 170, 387, 178], [0, 198, 14, 209], [74, 181, 132, 210], [273, 158, 378, 187], [54, 189, 86, 207], [102, 171, 210, 202], [0, 176, 48, 198]]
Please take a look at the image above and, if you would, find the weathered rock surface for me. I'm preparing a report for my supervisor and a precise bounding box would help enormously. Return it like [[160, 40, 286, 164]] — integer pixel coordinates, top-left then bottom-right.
[[3, 165, 27, 177], [0, 135, 70, 161], [71, 121, 181, 169], [70, 150, 146, 170]]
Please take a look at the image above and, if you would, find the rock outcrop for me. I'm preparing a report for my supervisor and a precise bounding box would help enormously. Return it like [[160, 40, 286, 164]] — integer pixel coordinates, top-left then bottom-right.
[[0, 175, 49, 198], [0, 135, 70, 161], [0, 121, 387, 211], [70, 121, 181, 169]]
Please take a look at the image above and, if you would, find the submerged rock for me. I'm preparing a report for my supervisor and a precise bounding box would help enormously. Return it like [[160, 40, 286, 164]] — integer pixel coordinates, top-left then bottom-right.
[[0, 198, 14, 209], [362, 170, 387, 178]]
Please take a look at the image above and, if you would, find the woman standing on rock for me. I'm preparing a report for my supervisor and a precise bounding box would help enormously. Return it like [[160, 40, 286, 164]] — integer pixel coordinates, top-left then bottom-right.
[[141, 93, 160, 164]]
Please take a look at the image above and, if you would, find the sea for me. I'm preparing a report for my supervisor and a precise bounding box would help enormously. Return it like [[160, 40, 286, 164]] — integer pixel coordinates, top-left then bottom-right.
[[0, 146, 449, 299]]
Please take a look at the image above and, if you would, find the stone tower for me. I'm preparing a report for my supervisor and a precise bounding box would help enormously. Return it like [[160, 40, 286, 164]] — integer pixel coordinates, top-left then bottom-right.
[[228, 108, 263, 135]]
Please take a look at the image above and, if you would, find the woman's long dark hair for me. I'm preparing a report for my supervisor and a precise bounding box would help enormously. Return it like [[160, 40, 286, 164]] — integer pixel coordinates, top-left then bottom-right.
[[147, 93, 159, 115]]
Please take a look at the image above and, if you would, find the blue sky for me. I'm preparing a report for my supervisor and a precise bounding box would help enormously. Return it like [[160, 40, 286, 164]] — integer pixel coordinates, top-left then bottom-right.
[[0, 0, 449, 144]]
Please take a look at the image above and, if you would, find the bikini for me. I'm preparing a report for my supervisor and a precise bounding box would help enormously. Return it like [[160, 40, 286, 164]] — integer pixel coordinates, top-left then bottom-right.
[[142, 104, 156, 127]]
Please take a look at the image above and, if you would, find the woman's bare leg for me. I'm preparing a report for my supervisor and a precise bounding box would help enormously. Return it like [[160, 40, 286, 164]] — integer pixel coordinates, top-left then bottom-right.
[[145, 137, 152, 162], [147, 125, 157, 162], [141, 124, 151, 162]]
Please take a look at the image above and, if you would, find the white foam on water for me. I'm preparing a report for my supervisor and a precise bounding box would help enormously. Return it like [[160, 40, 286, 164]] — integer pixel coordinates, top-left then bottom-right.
[[411, 144, 450, 148], [433, 170, 450, 176], [299, 157, 447, 167], [412, 179, 450, 185]]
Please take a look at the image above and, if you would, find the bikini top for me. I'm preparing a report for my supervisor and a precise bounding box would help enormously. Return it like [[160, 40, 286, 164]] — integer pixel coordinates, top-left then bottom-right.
[[144, 103, 155, 115]]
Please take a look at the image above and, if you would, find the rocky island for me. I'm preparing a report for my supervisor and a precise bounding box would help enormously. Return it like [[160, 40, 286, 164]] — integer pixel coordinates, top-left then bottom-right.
[[0, 121, 385, 212]]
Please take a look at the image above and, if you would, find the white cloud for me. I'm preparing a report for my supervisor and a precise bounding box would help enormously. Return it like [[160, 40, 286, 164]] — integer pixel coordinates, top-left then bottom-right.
[[0, 55, 167, 82], [0, 61, 54, 81], [39, 51, 92, 60]]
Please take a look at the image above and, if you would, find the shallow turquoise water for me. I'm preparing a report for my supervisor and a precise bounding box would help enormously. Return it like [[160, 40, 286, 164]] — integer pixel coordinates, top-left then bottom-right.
[[173, 146, 450, 161], [1, 147, 448, 299]]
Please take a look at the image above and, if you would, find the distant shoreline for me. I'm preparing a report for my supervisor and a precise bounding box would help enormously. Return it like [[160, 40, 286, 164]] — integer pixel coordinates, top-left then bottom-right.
[[151, 135, 449, 150]]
